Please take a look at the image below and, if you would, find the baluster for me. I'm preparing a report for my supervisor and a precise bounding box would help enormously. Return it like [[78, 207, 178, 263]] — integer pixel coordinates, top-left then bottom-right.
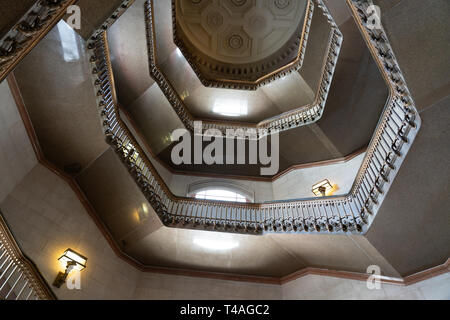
[[180, 203, 187, 221], [299, 204, 307, 231], [15, 279, 29, 300], [311, 204, 321, 232], [0, 245, 7, 262], [0, 259, 13, 281], [0, 264, 18, 292], [5, 271, 23, 299], [191, 203, 198, 224], [25, 288, 34, 300], [323, 203, 334, 232], [336, 202, 348, 232]]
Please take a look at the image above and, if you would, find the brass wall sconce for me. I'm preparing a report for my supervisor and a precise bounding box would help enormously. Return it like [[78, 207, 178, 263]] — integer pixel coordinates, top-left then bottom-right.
[[312, 179, 333, 197], [53, 249, 87, 288]]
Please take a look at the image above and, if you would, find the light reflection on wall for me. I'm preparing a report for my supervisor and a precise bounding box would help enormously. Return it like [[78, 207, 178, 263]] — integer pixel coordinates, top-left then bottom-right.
[[193, 232, 239, 251], [57, 21, 80, 62]]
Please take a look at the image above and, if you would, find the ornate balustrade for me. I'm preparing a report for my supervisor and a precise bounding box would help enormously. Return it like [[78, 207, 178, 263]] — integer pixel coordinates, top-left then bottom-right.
[[145, 0, 342, 137], [0, 213, 55, 300], [88, 0, 420, 235], [0, 0, 77, 83]]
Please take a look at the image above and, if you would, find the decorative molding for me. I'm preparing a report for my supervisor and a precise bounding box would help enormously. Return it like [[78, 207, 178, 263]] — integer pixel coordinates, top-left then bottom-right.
[[0, 0, 78, 83], [144, 0, 343, 136], [172, 0, 313, 90]]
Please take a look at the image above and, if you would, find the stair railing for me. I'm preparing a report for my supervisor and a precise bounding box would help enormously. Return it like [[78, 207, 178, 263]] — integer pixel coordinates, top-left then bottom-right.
[[87, 0, 421, 235]]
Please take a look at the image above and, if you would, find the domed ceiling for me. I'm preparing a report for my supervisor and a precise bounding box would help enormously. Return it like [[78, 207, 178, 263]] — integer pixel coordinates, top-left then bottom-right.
[[173, 0, 311, 89]]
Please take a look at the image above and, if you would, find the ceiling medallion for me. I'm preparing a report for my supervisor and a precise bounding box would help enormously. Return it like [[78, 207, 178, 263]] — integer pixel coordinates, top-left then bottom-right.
[[173, 0, 313, 90], [231, 0, 247, 6], [275, 0, 290, 10], [228, 34, 243, 49]]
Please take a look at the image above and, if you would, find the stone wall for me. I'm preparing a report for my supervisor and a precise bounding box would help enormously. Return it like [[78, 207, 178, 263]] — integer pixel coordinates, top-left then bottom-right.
[[0, 79, 36, 203]]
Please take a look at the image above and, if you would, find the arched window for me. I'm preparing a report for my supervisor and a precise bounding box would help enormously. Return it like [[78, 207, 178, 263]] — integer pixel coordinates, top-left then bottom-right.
[[194, 189, 249, 203], [187, 180, 254, 203]]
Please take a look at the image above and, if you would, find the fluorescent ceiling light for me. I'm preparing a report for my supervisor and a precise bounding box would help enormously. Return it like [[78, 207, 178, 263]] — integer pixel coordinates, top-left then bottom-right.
[[213, 99, 248, 117], [193, 237, 239, 251]]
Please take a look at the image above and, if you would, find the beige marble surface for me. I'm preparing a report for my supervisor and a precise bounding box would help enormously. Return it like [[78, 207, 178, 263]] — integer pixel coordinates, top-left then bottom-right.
[[282, 273, 450, 300], [0, 79, 36, 202], [13, 21, 109, 171]]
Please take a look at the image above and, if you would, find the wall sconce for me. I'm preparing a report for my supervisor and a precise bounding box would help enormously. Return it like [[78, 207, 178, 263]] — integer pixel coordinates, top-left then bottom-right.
[[53, 249, 87, 288], [312, 179, 333, 197]]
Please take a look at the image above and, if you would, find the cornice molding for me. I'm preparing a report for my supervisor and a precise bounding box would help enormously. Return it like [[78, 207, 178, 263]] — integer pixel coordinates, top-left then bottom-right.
[[172, 0, 314, 90], [0, 0, 78, 83]]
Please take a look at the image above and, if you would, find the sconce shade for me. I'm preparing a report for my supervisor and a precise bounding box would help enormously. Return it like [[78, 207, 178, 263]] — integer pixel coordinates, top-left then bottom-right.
[[312, 179, 333, 196], [58, 249, 87, 271]]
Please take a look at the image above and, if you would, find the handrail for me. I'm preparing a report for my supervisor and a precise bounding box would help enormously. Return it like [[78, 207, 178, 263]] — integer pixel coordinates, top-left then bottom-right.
[[144, 0, 343, 137], [0, 0, 77, 83], [0, 213, 56, 300], [87, 0, 420, 235]]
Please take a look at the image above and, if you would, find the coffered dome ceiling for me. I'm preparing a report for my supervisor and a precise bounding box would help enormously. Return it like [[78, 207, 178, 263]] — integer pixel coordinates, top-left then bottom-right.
[[173, 0, 312, 89], [105, 0, 389, 177], [173, 0, 311, 89]]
